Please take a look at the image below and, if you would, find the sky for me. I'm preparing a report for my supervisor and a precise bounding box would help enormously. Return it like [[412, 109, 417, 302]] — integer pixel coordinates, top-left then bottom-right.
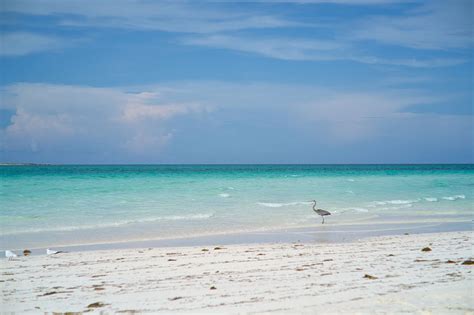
[[0, 0, 472, 164]]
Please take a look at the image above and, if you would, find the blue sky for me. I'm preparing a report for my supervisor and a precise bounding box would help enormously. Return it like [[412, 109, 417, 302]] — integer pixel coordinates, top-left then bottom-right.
[[0, 0, 472, 163]]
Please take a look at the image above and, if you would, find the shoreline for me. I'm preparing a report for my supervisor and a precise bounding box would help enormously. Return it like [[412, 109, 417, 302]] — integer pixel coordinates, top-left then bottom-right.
[[1, 230, 472, 313], [3, 219, 472, 256]]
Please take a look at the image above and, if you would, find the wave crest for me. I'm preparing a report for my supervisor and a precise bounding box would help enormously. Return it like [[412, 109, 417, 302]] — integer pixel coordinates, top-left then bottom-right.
[[1, 213, 214, 235], [334, 207, 369, 213], [371, 199, 420, 206], [257, 201, 311, 208], [442, 195, 465, 201]]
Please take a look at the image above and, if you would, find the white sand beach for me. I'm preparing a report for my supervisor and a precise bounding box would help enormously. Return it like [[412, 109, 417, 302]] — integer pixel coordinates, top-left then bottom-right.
[[1, 231, 473, 314]]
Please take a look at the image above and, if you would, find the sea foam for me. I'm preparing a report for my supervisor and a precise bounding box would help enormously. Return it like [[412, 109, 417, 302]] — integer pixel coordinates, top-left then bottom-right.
[[442, 195, 466, 201], [2, 213, 215, 235], [257, 201, 311, 208], [372, 199, 420, 206], [334, 207, 370, 213]]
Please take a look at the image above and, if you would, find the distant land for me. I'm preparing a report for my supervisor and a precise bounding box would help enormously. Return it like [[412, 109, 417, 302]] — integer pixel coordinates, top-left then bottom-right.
[[0, 163, 51, 166]]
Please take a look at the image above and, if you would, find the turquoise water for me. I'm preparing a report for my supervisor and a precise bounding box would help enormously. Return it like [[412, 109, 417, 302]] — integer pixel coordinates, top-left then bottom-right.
[[1, 165, 473, 248]]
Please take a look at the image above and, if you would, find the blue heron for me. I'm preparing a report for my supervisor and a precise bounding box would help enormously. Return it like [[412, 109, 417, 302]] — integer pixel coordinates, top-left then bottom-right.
[[312, 200, 331, 224]]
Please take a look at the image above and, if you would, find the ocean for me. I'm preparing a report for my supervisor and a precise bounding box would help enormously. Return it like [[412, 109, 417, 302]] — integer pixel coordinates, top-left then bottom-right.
[[1, 164, 473, 249]]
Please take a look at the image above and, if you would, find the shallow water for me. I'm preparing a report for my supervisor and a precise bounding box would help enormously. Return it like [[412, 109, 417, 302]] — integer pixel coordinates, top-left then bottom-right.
[[1, 164, 473, 249]]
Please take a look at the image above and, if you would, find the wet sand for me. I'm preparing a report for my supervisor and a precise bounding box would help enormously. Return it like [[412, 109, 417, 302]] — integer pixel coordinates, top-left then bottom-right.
[[1, 231, 473, 314], [3, 219, 471, 253]]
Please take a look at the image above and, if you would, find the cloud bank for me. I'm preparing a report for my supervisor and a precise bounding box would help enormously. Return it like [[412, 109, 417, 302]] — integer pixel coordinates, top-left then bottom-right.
[[0, 84, 208, 162], [1, 82, 471, 163]]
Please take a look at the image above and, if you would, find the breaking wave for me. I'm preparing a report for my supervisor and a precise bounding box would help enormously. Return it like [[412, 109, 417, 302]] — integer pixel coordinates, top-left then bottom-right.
[[372, 194, 466, 206], [334, 207, 370, 213], [1, 213, 215, 236], [257, 201, 311, 208], [442, 195, 466, 201], [371, 199, 420, 206], [376, 204, 414, 211]]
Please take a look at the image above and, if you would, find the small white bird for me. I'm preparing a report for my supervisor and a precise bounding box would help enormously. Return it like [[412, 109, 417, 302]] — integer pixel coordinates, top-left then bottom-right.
[[46, 248, 63, 255], [5, 250, 18, 260]]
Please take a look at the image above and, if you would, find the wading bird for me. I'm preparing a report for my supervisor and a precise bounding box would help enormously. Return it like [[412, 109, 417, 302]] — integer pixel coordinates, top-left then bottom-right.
[[311, 200, 331, 224], [5, 250, 17, 260], [46, 248, 64, 255]]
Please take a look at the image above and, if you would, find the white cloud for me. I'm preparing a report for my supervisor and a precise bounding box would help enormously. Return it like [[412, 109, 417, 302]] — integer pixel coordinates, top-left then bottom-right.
[[294, 91, 426, 141], [1, 81, 470, 163], [184, 35, 465, 67], [0, 32, 65, 56], [121, 129, 173, 155], [251, 0, 415, 3], [350, 56, 465, 67], [0, 83, 207, 158], [3, 0, 470, 65], [184, 35, 343, 60], [351, 0, 473, 50], [142, 80, 444, 127], [4, 0, 298, 33], [121, 92, 205, 122]]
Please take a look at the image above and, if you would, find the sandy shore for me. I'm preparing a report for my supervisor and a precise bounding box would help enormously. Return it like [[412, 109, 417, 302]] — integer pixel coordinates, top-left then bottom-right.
[[1, 231, 473, 314]]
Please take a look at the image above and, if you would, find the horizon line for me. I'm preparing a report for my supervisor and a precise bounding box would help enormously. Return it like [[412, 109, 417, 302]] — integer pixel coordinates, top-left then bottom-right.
[[1, 162, 473, 166]]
